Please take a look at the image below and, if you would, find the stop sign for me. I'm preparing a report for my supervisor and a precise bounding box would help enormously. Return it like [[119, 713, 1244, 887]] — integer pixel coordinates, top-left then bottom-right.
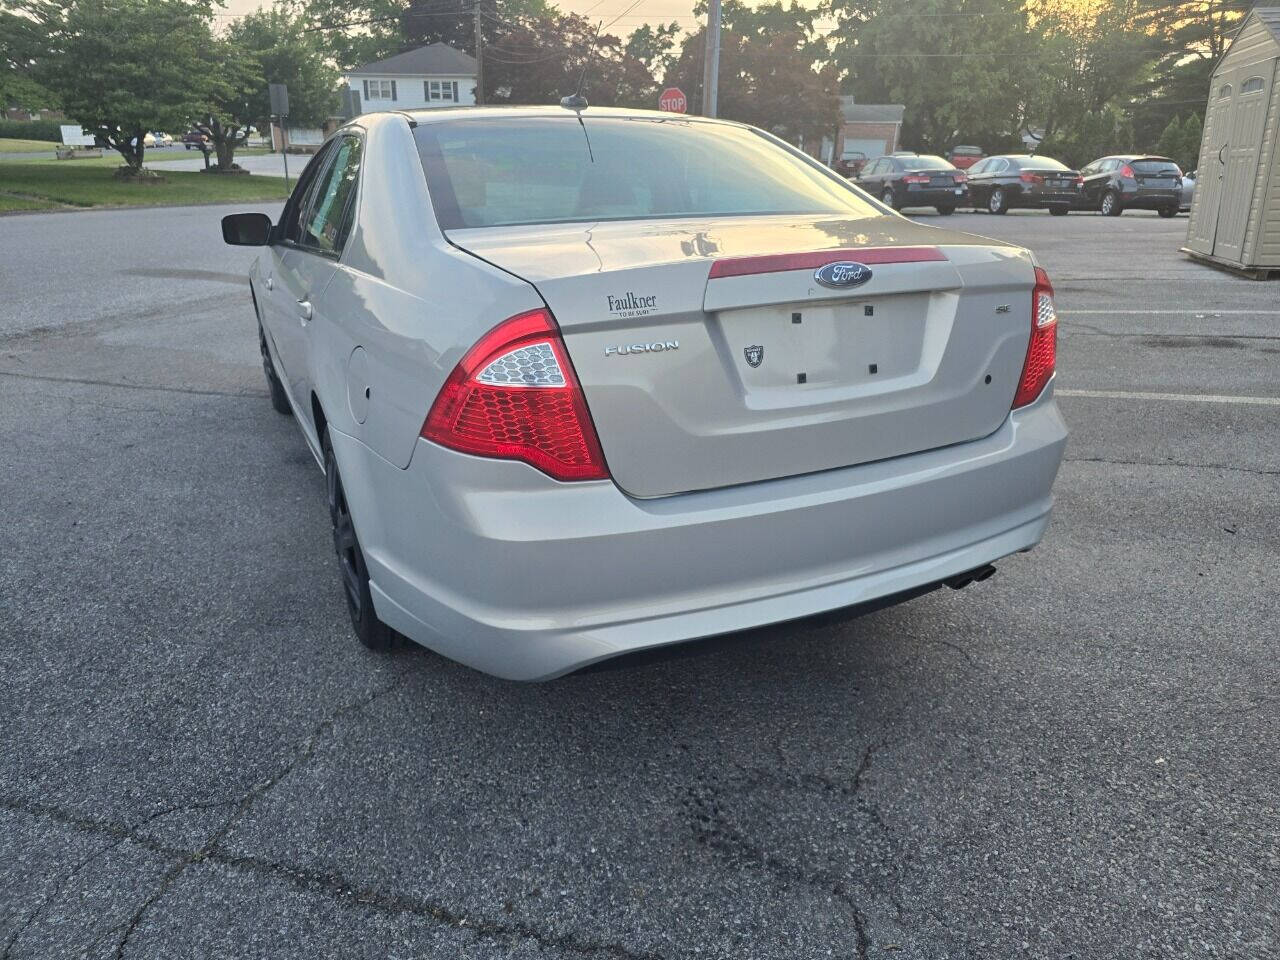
[[658, 87, 687, 113]]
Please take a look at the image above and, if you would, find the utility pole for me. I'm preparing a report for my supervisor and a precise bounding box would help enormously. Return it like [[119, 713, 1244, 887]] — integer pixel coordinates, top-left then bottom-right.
[[701, 0, 721, 117], [474, 0, 484, 106]]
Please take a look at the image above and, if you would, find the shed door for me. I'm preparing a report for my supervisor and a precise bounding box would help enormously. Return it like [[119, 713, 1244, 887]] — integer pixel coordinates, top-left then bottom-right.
[[1188, 79, 1231, 254], [1214, 62, 1274, 262]]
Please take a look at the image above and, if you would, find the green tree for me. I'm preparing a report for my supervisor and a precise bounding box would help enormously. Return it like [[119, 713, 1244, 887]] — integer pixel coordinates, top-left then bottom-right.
[[1036, 102, 1134, 167], [29, 0, 218, 173], [194, 5, 339, 171], [1, 1, 56, 110], [1155, 113, 1201, 172], [625, 21, 680, 84], [829, 0, 1040, 153], [303, 0, 409, 68], [665, 1, 839, 146]]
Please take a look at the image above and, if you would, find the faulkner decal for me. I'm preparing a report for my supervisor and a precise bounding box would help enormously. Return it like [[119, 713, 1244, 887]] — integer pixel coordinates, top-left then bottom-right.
[[607, 292, 659, 318]]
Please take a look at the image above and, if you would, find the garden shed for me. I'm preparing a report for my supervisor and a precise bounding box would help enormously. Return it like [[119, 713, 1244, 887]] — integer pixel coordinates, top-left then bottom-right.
[[1184, 7, 1280, 276]]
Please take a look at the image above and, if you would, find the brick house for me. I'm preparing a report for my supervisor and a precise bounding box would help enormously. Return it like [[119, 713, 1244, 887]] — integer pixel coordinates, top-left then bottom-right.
[[834, 98, 905, 167]]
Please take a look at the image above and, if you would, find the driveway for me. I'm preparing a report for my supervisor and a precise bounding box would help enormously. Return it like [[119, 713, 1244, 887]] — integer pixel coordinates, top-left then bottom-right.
[[1, 205, 1277, 959]]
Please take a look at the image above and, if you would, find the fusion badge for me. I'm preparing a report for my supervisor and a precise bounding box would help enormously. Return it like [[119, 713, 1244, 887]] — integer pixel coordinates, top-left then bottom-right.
[[814, 261, 872, 289]]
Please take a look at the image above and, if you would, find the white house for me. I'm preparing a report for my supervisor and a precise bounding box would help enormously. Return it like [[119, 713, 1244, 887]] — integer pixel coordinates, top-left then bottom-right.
[[344, 42, 478, 112]]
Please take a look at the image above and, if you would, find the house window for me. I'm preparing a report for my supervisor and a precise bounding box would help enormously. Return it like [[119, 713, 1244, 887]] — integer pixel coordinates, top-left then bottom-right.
[[427, 80, 459, 103], [361, 79, 397, 101]]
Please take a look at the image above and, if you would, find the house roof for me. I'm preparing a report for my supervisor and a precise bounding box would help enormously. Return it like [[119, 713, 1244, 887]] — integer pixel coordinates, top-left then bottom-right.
[[348, 42, 477, 77], [1252, 7, 1280, 42], [838, 98, 905, 124]]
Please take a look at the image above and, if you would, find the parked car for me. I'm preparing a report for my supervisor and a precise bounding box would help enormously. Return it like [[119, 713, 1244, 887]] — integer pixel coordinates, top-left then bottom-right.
[[947, 145, 985, 170], [1181, 170, 1196, 211], [140, 132, 156, 148], [855, 153, 967, 214], [964, 154, 1083, 215], [183, 129, 209, 150], [834, 152, 867, 178], [151, 131, 173, 148], [1077, 155, 1182, 217], [219, 107, 1067, 681]]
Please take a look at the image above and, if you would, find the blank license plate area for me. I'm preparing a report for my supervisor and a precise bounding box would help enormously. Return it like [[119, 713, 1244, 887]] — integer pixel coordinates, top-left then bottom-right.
[[720, 294, 929, 392]]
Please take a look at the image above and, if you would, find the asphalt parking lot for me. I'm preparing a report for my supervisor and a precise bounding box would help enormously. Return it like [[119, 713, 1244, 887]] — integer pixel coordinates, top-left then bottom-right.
[[2, 204, 1277, 959]]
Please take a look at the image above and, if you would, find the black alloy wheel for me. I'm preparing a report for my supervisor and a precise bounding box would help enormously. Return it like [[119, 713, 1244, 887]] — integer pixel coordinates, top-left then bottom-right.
[[324, 433, 396, 651]]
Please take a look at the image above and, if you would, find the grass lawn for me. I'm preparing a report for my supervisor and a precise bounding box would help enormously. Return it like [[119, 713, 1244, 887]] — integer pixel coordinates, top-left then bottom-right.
[[0, 145, 278, 166], [0, 193, 60, 212], [0, 138, 59, 153], [0, 163, 289, 210]]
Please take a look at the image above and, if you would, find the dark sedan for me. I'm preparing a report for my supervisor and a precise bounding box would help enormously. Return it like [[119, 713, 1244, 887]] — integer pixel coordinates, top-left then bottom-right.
[[964, 154, 1083, 215], [1077, 155, 1183, 217], [855, 153, 968, 215]]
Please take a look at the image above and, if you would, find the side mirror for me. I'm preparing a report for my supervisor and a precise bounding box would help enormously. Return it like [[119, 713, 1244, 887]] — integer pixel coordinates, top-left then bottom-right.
[[222, 212, 273, 246]]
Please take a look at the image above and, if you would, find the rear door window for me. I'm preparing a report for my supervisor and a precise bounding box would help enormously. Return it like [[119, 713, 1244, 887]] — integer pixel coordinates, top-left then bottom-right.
[[299, 135, 363, 257]]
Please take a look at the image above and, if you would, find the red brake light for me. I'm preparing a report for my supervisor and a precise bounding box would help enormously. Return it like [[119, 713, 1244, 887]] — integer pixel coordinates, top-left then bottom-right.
[[1019, 172, 1043, 185], [902, 174, 931, 184], [1074, 175, 1084, 186], [953, 172, 968, 183], [1013, 267, 1057, 408], [1120, 164, 1134, 178], [421, 308, 609, 481]]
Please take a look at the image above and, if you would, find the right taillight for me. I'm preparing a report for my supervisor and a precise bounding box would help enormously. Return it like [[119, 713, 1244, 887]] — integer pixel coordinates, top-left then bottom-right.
[[421, 308, 609, 481], [1120, 164, 1135, 178], [1013, 267, 1057, 408]]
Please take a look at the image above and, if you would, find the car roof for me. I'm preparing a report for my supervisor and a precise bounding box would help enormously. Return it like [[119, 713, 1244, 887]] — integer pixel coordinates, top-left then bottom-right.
[[402, 105, 745, 127]]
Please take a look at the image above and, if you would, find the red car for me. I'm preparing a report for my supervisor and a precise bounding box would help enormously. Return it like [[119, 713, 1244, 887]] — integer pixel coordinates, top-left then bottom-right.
[[947, 145, 985, 170], [183, 129, 209, 150]]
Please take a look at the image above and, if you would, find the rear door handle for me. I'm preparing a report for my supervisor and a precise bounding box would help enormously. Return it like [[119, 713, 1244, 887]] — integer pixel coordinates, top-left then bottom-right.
[[297, 298, 312, 323]]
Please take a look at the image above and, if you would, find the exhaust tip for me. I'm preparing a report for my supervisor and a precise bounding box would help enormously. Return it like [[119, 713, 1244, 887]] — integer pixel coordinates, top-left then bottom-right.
[[945, 564, 997, 590]]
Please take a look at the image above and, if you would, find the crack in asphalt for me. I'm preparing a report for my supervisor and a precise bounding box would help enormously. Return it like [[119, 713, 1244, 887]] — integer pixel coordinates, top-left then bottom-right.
[[680, 741, 900, 960], [109, 674, 411, 958], [0, 676, 664, 960], [0, 369, 262, 399], [1064, 455, 1280, 477]]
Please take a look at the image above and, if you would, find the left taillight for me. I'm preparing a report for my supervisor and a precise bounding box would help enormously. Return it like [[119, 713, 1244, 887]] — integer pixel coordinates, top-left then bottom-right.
[[421, 308, 609, 481], [1012, 267, 1058, 409]]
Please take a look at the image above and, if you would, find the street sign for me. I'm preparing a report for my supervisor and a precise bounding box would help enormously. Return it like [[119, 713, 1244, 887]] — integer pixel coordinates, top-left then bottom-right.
[[269, 83, 290, 118], [658, 87, 687, 114]]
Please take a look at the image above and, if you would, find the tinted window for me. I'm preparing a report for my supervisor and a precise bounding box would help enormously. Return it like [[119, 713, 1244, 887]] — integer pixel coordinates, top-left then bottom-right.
[[899, 155, 953, 171], [300, 135, 363, 256], [1132, 159, 1181, 175], [414, 117, 879, 230], [280, 143, 339, 244]]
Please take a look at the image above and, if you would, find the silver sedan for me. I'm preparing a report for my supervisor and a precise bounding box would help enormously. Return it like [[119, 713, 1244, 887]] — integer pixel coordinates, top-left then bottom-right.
[[222, 107, 1067, 680]]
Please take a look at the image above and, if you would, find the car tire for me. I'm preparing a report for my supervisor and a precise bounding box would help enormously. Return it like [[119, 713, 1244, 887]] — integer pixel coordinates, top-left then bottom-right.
[[1101, 190, 1123, 216], [1158, 205, 1178, 218], [882, 188, 900, 211], [1049, 205, 1069, 216], [988, 188, 1009, 215], [260, 326, 292, 415], [936, 205, 955, 215], [323, 432, 397, 652]]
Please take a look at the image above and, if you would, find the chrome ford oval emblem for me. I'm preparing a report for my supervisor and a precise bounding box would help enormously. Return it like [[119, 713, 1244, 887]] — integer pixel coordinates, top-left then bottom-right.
[[814, 261, 872, 289]]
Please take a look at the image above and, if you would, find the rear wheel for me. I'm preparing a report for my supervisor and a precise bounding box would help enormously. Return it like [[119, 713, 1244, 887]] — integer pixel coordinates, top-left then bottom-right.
[[936, 204, 955, 215], [260, 326, 291, 415], [1100, 190, 1123, 216], [882, 188, 900, 211], [1158, 205, 1178, 218], [1048, 205, 1069, 217], [324, 432, 396, 652], [988, 188, 1009, 215]]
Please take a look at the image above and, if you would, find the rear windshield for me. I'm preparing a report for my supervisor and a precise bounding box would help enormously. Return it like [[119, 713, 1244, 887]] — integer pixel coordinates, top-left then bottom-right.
[[900, 156, 953, 171], [1015, 156, 1070, 170], [413, 116, 880, 229], [1132, 159, 1181, 175]]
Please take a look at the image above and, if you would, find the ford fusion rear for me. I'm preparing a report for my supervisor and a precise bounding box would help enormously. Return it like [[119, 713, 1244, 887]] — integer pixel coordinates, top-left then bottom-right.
[[225, 108, 1067, 680]]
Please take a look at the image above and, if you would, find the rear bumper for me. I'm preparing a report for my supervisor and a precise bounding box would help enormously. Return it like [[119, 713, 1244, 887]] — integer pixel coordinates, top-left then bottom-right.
[[1019, 191, 1080, 207], [1121, 188, 1180, 209], [901, 186, 967, 205], [332, 387, 1068, 681]]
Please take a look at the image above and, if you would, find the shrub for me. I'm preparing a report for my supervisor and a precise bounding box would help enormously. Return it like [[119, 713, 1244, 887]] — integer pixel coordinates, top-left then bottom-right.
[[0, 118, 67, 142]]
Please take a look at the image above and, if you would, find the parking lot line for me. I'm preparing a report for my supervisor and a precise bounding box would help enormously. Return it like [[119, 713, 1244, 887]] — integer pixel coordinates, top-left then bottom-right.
[[1058, 388, 1280, 406], [1061, 310, 1280, 315]]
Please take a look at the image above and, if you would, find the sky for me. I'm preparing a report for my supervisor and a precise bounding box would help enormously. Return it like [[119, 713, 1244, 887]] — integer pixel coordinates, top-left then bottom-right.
[[215, 0, 793, 35]]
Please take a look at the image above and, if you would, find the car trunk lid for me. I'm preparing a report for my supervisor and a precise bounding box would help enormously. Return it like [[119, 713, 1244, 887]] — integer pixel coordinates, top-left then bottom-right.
[[448, 214, 1036, 498]]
